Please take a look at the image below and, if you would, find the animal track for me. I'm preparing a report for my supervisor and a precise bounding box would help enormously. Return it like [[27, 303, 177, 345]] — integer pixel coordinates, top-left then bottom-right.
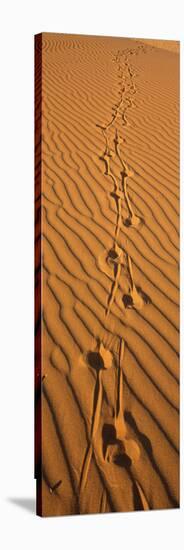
[[97, 47, 148, 316], [81, 336, 141, 478], [106, 243, 127, 316], [79, 342, 113, 493], [98, 243, 125, 282], [122, 255, 151, 310], [107, 243, 124, 266], [101, 338, 140, 466], [94, 45, 152, 494], [114, 130, 144, 229], [114, 338, 126, 439]]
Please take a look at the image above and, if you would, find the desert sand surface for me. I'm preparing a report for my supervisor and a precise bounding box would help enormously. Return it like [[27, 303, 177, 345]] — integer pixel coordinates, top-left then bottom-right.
[[132, 38, 180, 53], [35, 33, 179, 516]]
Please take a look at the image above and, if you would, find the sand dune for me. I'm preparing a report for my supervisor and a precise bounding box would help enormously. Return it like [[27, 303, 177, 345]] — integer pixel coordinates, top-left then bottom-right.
[[35, 33, 179, 516]]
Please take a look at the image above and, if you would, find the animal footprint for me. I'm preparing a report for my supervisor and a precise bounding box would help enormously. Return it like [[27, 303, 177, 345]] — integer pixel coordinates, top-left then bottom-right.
[[122, 286, 151, 310], [123, 288, 144, 310], [98, 244, 124, 280], [102, 338, 141, 467], [110, 190, 124, 201], [106, 438, 140, 466], [124, 213, 144, 229], [107, 243, 124, 266], [122, 256, 151, 311], [79, 343, 113, 493], [136, 286, 152, 305]]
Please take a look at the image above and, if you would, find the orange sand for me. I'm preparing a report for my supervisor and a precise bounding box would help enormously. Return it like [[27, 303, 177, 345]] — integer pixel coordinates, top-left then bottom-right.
[[35, 33, 179, 516]]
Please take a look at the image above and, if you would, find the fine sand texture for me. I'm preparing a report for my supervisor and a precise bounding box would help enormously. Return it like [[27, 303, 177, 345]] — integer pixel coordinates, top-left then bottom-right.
[[35, 33, 180, 516]]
